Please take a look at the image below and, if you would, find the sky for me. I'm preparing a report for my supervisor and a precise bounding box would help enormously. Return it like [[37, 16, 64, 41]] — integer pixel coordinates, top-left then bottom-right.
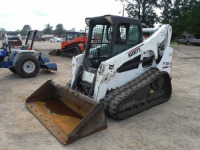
[[0, 0, 127, 31]]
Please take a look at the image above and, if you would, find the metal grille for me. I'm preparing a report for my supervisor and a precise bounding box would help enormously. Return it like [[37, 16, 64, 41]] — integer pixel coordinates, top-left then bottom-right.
[[88, 24, 111, 68]]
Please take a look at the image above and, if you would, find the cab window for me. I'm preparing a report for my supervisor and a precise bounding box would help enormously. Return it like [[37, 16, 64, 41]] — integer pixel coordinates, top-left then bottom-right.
[[113, 24, 140, 56]]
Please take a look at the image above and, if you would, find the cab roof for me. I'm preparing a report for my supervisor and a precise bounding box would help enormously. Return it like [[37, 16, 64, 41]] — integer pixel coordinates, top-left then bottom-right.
[[85, 15, 141, 26]]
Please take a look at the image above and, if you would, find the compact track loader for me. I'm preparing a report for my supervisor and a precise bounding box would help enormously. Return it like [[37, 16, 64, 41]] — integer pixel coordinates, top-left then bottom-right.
[[49, 32, 87, 57], [26, 15, 173, 144]]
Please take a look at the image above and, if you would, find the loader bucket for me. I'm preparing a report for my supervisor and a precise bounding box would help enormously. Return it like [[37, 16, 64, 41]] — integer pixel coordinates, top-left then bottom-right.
[[26, 80, 107, 144]]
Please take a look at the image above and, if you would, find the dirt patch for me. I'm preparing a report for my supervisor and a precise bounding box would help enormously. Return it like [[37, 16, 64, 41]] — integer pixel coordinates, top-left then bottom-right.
[[0, 43, 200, 150]]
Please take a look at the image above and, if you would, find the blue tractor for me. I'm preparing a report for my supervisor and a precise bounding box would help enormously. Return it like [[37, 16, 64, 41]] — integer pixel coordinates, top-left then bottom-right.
[[0, 30, 57, 78]]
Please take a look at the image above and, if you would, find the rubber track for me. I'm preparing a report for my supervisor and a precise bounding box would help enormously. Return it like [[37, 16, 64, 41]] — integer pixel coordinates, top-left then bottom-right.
[[102, 68, 157, 111], [102, 68, 170, 119]]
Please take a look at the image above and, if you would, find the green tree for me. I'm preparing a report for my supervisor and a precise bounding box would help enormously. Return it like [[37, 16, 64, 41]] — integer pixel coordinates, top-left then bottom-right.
[[21, 25, 31, 36], [160, 0, 190, 39], [160, 0, 173, 24], [0, 28, 6, 34], [170, 0, 190, 39], [54, 24, 65, 37], [15, 29, 21, 34], [42, 24, 53, 34], [118, 0, 160, 27], [184, 0, 200, 36]]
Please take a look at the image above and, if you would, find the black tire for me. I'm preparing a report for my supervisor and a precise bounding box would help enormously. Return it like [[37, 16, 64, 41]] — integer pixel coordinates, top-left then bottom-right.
[[177, 41, 180, 45], [9, 67, 16, 74], [15, 55, 40, 78], [187, 41, 190, 46]]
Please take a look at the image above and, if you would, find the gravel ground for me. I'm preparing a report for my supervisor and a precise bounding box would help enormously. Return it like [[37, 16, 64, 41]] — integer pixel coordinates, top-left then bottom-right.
[[0, 42, 200, 150]]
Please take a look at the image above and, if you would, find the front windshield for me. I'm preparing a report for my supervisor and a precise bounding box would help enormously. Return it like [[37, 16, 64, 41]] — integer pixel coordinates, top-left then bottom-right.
[[87, 23, 140, 69], [88, 24, 112, 68], [7, 35, 19, 40]]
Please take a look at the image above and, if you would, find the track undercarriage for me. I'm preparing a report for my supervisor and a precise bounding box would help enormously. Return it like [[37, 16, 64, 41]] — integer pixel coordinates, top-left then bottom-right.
[[49, 47, 81, 57], [102, 68, 172, 119], [73, 68, 172, 120]]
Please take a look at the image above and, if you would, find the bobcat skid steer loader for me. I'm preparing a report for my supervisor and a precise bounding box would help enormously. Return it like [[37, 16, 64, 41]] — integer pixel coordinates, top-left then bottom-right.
[[26, 15, 173, 144]]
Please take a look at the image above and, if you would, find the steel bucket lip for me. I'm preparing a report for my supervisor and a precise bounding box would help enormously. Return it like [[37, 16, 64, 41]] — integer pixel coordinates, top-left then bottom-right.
[[65, 102, 107, 144], [26, 80, 107, 144], [26, 80, 99, 106]]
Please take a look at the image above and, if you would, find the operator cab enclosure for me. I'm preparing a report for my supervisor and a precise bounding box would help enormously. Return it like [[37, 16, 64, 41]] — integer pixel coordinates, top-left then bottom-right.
[[84, 15, 143, 72]]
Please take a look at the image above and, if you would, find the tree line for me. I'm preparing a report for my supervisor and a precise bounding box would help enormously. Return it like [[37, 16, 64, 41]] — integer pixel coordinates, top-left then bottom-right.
[[1, 0, 199, 40], [0, 23, 66, 37], [118, 0, 200, 40]]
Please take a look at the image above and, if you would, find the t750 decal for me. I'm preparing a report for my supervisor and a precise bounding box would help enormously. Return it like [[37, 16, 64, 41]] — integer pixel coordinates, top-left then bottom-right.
[[127, 44, 143, 57], [128, 48, 141, 57]]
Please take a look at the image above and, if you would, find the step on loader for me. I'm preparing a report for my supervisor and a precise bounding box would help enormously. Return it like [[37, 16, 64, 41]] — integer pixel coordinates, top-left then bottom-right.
[[26, 15, 173, 144]]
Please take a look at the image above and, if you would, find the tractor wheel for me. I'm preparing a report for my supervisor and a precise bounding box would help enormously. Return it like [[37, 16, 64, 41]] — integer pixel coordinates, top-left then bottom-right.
[[9, 67, 16, 74], [15, 55, 40, 78]]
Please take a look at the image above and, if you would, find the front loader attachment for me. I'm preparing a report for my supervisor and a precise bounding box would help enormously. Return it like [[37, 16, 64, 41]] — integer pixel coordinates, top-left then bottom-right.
[[26, 80, 107, 144]]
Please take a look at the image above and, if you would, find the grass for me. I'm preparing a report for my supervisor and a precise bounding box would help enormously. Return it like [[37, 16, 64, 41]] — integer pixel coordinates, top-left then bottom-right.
[[170, 41, 177, 44]]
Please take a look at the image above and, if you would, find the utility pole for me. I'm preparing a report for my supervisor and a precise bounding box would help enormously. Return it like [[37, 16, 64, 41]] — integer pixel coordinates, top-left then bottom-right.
[[122, 3, 125, 16], [119, 3, 125, 16]]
